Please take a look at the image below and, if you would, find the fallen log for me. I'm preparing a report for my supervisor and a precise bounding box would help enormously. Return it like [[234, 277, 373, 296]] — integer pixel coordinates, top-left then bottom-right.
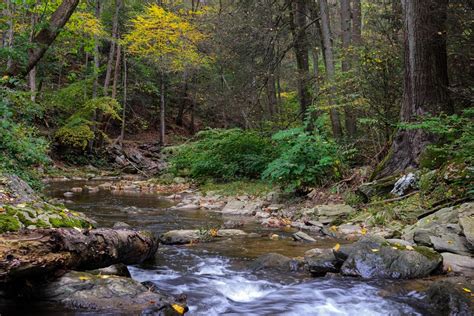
[[0, 228, 158, 283]]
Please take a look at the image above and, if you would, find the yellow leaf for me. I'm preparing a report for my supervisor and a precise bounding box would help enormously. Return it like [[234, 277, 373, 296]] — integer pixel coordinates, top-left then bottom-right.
[[171, 304, 185, 314], [360, 227, 367, 235], [330, 225, 338, 232], [17, 203, 26, 208], [463, 288, 472, 293], [447, 266, 452, 272], [79, 276, 90, 281], [405, 245, 414, 251], [371, 248, 379, 252], [209, 228, 218, 237], [333, 243, 341, 251]]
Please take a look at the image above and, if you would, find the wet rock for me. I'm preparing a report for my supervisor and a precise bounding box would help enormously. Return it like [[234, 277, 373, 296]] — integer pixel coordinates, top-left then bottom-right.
[[290, 220, 324, 233], [173, 204, 199, 210], [71, 187, 83, 193], [88, 264, 131, 278], [41, 271, 185, 315], [85, 186, 99, 193], [98, 182, 113, 190], [221, 199, 263, 216], [338, 237, 442, 279], [160, 229, 247, 245], [221, 220, 244, 229], [441, 253, 474, 277], [113, 221, 131, 228], [425, 279, 474, 316], [305, 248, 341, 276], [250, 253, 298, 272], [63, 191, 74, 197], [293, 231, 316, 242]]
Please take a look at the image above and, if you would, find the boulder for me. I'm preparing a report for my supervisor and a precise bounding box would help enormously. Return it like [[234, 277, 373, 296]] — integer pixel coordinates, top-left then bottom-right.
[[250, 253, 302, 272], [337, 237, 442, 279], [293, 231, 316, 242], [429, 234, 472, 256], [425, 279, 474, 316], [313, 204, 355, 218], [88, 263, 131, 278], [160, 229, 247, 245], [459, 216, 474, 247], [221, 199, 263, 216], [41, 271, 187, 315], [304, 248, 341, 276], [441, 253, 474, 277]]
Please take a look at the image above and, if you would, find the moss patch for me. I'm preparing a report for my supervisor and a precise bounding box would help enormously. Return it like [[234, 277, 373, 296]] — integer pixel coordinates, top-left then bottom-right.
[[0, 214, 21, 233]]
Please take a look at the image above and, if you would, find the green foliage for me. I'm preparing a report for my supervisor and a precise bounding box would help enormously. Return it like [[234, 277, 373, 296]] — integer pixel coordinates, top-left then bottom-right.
[[262, 119, 346, 191], [55, 97, 121, 150], [0, 89, 49, 186], [171, 128, 276, 181], [401, 109, 474, 168]]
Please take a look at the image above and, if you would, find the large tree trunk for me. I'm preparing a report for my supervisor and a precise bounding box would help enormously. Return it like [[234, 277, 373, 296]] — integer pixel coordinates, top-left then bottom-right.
[[341, 0, 357, 137], [4, 0, 80, 77], [376, 0, 451, 178], [288, 0, 312, 118], [351, 0, 362, 47], [319, 0, 343, 138], [0, 228, 158, 283]]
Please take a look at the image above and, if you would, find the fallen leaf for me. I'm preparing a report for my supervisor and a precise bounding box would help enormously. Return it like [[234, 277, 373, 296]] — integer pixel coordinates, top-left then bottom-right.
[[371, 248, 379, 252], [17, 203, 26, 208], [463, 288, 472, 293], [333, 243, 341, 251], [405, 245, 414, 251], [171, 304, 185, 314], [79, 276, 90, 281], [360, 228, 367, 235], [330, 225, 338, 232]]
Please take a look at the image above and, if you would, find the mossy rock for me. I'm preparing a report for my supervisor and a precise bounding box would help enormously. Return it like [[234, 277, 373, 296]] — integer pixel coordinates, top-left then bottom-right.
[[0, 214, 21, 233]]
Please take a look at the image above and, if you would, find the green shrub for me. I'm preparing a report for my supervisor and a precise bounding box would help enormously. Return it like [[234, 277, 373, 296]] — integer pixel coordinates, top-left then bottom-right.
[[170, 128, 276, 180], [0, 89, 49, 186], [262, 120, 346, 191]]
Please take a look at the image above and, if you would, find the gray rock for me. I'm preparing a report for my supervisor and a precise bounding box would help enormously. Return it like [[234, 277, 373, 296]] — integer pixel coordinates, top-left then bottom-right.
[[113, 221, 131, 228], [41, 271, 185, 314], [313, 204, 355, 217], [338, 237, 442, 279], [293, 231, 316, 242], [459, 215, 474, 247], [305, 248, 341, 276], [441, 252, 474, 277], [160, 229, 247, 245], [250, 253, 300, 272], [221, 199, 263, 216], [430, 234, 472, 256], [63, 192, 74, 197], [425, 279, 474, 316], [386, 239, 414, 247], [88, 264, 131, 277]]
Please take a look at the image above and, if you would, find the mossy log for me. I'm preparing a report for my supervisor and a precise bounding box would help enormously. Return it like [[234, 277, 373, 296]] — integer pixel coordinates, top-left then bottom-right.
[[0, 228, 158, 283], [356, 174, 400, 202]]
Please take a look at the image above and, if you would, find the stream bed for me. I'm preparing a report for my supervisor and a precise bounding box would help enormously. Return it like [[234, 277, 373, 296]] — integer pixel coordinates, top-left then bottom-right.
[[9, 181, 436, 315]]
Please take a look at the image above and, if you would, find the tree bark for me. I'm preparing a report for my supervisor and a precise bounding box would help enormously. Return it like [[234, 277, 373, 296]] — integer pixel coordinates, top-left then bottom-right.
[[341, 0, 357, 137], [4, 0, 15, 71], [120, 50, 127, 147], [160, 72, 166, 146], [111, 44, 121, 100], [103, 0, 122, 96], [4, 0, 80, 77], [376, 0, 451, 178], [319, 0, 343, 138], [351, 0, 362, 47], [0, 228, 158, 283], [288, 0, 312, 118]]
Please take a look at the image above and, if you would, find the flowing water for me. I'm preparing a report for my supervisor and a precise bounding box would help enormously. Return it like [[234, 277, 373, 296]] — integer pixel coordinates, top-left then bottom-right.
[[9, 181, 435, 315]]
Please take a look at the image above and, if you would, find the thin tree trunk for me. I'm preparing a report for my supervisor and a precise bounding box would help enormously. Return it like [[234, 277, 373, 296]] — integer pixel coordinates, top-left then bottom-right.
[[376, 0, 451, 178], [5, 0, 14, 70], [103, 0, 122, 96], [120, 50, 127, 147], [111, 44, 121, 99], [319, 0, 343, 138], [288, 0, 312, 118], [352, 0, 362, 47], [160, 72, 166, 146], [176, 72, 188, 126], [341, 0, 357, 137], [89, 0, 101, 152], [28, 7, 39, 102]]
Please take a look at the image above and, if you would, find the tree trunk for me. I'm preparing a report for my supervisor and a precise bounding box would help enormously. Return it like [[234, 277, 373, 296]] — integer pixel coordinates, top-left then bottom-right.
[[341, 0, 357, 137], [352, 0, 362, 47], [0, 228, 158, 283], [28, 8, 39, 102], [4, 0, 15, 71], [4, 0, 80, 77], [319, 0, 343, 138], [176, 72, 188, 127], [160, 72, 166, 146], [120, 50, 127, 147], [376, 0, 451, 178], [111, 44, 121, 99], [103, 0, 122, 96], [288, 0, 312, 118], [89, 0, 101, 153]]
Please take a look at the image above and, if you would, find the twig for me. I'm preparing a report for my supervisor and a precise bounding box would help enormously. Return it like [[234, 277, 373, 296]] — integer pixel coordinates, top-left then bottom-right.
[[364, 191, 419, 206]]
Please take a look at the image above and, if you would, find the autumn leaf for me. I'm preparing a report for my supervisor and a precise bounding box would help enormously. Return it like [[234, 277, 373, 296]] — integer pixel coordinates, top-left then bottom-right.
[[360, 227, 367, 235], [371, 248, 379, 252], [463, 288, 472, 293], [405, 245, 414, 251], [79, 276, 90, 281], [171, 304, 185, 314]]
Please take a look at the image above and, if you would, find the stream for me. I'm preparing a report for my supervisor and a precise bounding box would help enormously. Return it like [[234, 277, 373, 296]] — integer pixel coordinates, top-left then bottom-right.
[[18, 181, 435, 315]]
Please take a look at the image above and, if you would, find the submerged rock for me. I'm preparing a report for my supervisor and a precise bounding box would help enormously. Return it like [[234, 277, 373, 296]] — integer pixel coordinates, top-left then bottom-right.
[[160, 229, 247, 245], [425, 279, 474, 316], [42, 271, 187, 315], [337, 237, 442, 279], [293, 231, 316, 242]]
